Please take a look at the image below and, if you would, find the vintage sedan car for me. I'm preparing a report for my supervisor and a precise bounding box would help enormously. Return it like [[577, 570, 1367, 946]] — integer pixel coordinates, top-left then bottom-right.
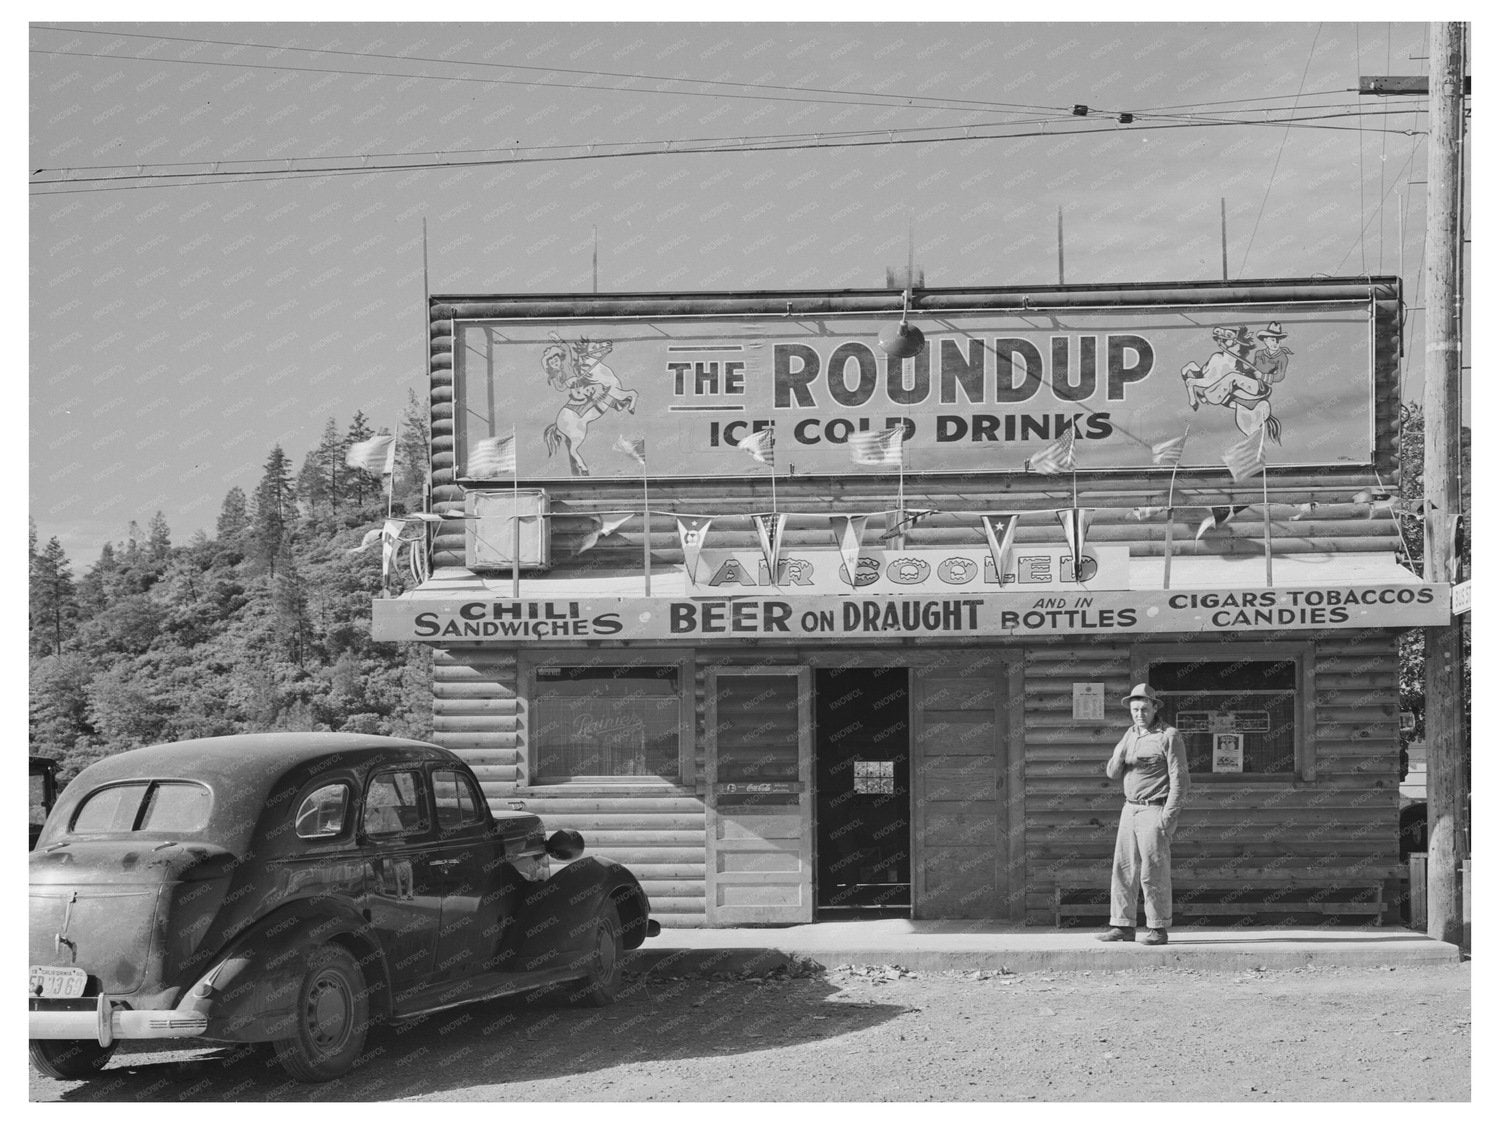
[[29, 733, 658, 1082]]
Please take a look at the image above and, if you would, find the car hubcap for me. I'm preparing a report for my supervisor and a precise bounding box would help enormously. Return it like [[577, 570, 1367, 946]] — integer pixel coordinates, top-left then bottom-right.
[[594, 924, 616, 979], [306, 973, 350, 1050]]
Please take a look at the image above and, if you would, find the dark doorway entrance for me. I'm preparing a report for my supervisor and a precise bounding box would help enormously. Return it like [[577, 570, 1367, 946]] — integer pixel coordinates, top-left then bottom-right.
[[814, 667, 910, 915]]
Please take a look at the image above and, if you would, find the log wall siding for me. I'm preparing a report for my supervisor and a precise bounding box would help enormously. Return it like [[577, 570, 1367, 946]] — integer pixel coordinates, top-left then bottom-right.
[[1020, 629, 1402, 925], [431, 643, 709, 927]]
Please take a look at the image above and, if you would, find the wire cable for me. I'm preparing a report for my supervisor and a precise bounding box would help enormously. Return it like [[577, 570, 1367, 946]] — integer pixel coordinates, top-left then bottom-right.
[[1238, 23, 1323, 278], [29, 112, 1426, 197]]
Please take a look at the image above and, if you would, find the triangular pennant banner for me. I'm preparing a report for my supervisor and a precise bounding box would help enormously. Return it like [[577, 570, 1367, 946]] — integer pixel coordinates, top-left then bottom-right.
[[878, 508, 935, 550], [1196, 505, 1250, 541], [676, 516, 715, 584], [575, 512, 633, 557], [378, 518, 404, 586], [752, 512, 787, 581], [1055, 507, 1093, 581], [829, 515, 868, 585], [980, 513, 1020, 581]]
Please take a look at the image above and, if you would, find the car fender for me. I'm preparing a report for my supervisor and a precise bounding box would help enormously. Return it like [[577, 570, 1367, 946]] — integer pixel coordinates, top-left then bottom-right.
[[508, 857, 652, 972], [179, 900, 389, 1041]]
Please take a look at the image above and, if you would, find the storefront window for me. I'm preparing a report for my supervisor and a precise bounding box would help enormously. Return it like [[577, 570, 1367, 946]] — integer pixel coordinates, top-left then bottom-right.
[[1148, 657, 1299, 776], [531, 664, 682, 782]]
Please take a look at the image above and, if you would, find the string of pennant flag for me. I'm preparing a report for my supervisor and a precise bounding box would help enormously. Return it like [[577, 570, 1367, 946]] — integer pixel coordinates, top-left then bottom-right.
[[350, 420, 1430, 593]]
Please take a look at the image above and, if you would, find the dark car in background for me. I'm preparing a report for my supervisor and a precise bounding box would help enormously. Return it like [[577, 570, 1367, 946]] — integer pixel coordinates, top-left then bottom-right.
[[29, 733, 657, 1082], [29, 756, 57, 850]]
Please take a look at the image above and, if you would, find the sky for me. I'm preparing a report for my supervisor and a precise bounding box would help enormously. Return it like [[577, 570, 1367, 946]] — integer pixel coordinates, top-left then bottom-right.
[[26, 17, 1458, 569]]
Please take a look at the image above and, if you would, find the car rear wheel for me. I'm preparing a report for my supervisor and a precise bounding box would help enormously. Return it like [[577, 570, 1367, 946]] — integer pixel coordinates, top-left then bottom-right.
[[29, 1038, 116, 1080], [570, 900, 624, 1007], [272, 944, 369, 1083]]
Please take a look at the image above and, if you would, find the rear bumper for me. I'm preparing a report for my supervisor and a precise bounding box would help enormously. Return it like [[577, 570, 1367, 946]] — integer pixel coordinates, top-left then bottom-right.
[[30, 996, 207, 1046]]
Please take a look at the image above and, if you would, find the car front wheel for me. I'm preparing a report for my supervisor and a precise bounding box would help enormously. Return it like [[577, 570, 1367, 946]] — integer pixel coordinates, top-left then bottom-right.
[[570, 900, 624, 1007], [272, 944, 369, 1082], [29, 1038, 116, 1080]]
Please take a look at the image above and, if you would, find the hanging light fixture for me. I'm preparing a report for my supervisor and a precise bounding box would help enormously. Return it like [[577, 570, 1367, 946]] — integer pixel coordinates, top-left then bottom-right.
[[878, 284, 925, 359]]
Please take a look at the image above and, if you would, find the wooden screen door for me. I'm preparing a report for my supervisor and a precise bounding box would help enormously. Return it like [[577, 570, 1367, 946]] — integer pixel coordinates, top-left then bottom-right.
[[911, 658, 1011, 919], [705, 666, 813, 924]]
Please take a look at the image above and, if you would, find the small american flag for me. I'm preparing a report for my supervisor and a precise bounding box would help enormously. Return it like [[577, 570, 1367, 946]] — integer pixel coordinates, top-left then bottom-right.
[[1221, 427, 1266, 482], [1151, 432, 1188, 466], [1026, 429, 1076, 474], [849, 426, 904, 467], [345, 434, 396, 475], [465, 435, 517, 477], [613, 435, 647, 466], [737, 426, 775, 466]]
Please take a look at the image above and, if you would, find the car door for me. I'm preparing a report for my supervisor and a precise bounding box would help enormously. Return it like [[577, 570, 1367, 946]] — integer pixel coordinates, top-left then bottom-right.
[[361, 767, 443, 989], [427, 767, 508, 980]]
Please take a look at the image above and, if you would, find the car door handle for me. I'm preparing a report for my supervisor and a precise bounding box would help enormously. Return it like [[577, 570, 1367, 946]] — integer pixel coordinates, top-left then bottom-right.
[[430, 858, 462, 867]]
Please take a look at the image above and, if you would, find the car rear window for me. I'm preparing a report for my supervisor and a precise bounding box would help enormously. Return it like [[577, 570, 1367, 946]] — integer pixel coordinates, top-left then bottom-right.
[[71, 781, 212, 834]]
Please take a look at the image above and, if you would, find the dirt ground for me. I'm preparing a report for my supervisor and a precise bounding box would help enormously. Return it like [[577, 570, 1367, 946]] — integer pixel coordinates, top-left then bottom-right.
[[30, 961, 1470, 1103]]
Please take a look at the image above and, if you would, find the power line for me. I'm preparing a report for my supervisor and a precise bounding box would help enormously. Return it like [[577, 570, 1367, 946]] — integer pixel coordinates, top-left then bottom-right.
[[1239, 23, 1323, 278], [29, 113, 1427, 198], [31, 106, 1420, 180], [29, 25, 1432, 124], [27, 42, 1070, 118]]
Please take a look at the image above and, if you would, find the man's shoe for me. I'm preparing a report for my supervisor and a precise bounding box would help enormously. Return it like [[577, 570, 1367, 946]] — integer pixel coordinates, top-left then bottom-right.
[[1095, 926, 1136, 942], [1139, 928, 1169, 945]]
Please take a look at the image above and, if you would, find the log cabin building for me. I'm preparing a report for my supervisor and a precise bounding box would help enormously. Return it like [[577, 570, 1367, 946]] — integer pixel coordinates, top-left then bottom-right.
[[371, 277, 1450, 928]]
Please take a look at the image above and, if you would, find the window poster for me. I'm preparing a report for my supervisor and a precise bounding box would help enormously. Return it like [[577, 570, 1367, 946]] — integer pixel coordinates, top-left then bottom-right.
[[1212, 733, 1245, 773]]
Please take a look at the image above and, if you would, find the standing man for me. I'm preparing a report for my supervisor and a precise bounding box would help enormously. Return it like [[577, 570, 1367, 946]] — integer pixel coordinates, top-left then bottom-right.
[[1097, 684, 1190, 945]]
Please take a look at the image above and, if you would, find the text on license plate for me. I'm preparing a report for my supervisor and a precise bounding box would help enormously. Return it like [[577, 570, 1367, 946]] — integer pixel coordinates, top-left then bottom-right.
[[30, 966, 87, 999]]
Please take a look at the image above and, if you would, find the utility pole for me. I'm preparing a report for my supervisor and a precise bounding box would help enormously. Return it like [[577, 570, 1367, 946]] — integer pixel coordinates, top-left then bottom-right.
[[1057, 207, 1065, 285], [1421, 21, 1468, 945]]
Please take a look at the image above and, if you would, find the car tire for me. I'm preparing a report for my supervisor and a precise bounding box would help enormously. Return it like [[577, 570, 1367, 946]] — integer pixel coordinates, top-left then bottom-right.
[[29, 1038, 116, 1080], [272, 944, 369, 1083], [570, 900, 625, 1007]]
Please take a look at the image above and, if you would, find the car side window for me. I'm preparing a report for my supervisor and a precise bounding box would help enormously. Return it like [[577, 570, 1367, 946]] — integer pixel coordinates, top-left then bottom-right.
[[70, 781, 211, 834], [362, 770, 430, 838], [295, 783, 351, 840], [432, 768, 485, 831], [71, 783, 151, 833]]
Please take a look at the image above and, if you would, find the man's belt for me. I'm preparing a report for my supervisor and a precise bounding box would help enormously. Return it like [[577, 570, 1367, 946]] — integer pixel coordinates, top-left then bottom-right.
[[1125, 796, 1168, 806]]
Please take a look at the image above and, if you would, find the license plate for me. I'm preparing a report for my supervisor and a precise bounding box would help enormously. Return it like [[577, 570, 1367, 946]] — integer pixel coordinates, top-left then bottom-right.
[[29, 966, 87, 999]]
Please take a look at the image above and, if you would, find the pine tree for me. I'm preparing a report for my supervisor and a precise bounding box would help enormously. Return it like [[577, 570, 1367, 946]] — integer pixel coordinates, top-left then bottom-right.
[[298, 417, 344, 519], [217, 487, 250, 544], [29, 535, 77, 657], [344, 411, 376, 507], [251, 445, 296, 575], [147, 511, 172, 561], [395, 390, 430, 509]]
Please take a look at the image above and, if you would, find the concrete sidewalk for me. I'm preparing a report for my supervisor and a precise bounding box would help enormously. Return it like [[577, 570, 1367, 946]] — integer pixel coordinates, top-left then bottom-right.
[[628, 920, 1463, 976]]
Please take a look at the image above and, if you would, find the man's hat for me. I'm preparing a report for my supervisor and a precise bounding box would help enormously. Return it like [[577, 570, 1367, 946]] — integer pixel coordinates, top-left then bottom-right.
[[1257, 321, 1288, 340], [1121, 683, 1161, 707]]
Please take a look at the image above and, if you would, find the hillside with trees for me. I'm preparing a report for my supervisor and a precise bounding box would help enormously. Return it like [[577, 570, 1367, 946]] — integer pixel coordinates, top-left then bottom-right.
[[29, 394, 434, 782]]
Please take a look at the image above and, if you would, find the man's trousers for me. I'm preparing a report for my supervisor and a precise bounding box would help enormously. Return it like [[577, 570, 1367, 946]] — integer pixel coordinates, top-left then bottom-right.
[[1109, 801, 1173, 929]]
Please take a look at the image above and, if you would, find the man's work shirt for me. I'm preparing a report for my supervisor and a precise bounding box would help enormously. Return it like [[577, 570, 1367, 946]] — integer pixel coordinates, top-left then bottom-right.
[[1106, 724, 1190, 831]]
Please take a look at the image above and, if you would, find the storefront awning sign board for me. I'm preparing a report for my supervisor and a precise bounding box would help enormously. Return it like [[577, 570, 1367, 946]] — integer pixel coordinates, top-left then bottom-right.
[[373, 563, 1447, 643]]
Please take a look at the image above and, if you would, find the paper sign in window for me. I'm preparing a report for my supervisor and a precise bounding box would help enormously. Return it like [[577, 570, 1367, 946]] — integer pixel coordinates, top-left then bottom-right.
[[1212, 733, 1245, 773], [854, 760, 895, 795]]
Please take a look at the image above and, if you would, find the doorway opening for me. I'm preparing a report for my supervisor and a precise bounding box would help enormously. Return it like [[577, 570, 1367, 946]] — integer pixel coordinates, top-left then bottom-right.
[[814, 667, 910, 916]]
